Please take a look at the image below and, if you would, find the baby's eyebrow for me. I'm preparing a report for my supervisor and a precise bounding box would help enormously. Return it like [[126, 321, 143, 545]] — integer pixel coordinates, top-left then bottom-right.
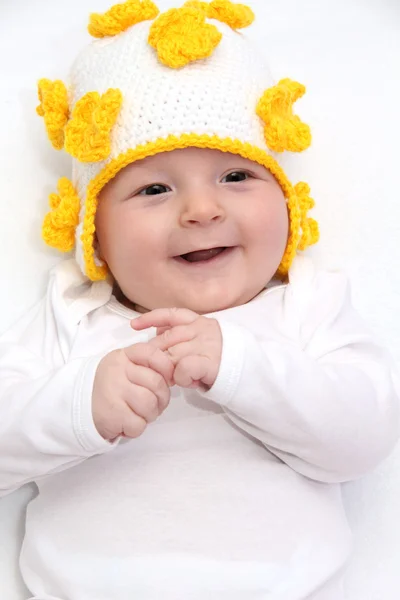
[[122, 163, 166, 180], [135, 155, 156, 167], [128, 161, 155, 173]]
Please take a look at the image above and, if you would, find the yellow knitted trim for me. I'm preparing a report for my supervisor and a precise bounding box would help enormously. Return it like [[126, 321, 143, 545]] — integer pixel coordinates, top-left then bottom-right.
[[64, 89, 123, 163], [36, 79, 70, 150], [88, 0, 159, 38], [42, 177, 80, 252], [81, 134, 319, 281], [256, 78, 311, 153], [148, 7, 222, 68]]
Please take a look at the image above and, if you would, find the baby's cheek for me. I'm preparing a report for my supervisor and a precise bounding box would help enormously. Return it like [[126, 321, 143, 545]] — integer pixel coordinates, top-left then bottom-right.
[[253, 201, 288, 246], [279, 204, 290, 244], [268, 196, 289, 242]]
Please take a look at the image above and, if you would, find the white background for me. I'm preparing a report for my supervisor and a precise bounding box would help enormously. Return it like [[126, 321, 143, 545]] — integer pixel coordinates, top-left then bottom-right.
[[0, 0, 399, 598]]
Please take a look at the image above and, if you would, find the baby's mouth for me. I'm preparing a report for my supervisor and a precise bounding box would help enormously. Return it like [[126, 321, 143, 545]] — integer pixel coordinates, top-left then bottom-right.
[[180, 247, 227, 263]]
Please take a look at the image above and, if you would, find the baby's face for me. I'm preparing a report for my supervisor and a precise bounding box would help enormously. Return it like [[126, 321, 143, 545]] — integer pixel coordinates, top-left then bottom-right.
[[96, 147, 288, 314]]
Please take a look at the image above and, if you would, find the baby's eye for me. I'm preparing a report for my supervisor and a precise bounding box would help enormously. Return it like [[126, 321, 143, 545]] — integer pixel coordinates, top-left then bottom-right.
[[222, 171, 251, 183], [138, 184, 170, 196]]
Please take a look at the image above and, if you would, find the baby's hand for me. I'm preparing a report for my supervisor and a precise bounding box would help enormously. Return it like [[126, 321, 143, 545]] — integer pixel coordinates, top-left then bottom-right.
[[92, 343, 175, 441], [131, 308, 222, 391]]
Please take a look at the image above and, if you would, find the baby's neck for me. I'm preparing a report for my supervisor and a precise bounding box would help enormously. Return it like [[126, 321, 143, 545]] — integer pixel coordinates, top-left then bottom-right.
[[113, 284, 149, 314]]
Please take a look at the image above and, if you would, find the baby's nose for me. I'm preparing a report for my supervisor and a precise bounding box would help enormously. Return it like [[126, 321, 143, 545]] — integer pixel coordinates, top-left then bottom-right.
[[180, 188, 225, 226]]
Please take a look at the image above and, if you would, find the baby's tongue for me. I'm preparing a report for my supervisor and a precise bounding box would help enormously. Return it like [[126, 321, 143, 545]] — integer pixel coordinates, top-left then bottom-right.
[[182, 247, 225, 262]]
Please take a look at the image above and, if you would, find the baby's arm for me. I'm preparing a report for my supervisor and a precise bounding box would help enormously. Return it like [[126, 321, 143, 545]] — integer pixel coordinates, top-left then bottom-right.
[[200, 269, 400, 483], [0, 266, 172, 497], [0, 273, 114, 497]]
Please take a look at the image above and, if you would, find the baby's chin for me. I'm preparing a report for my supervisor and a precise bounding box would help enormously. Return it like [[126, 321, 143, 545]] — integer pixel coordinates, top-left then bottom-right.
[[180, 296, 245, 315], [181, 278, 273, 315], [161, 288, 266, 316], [122, 295, 237, 316], [116, 280, 269, 315]]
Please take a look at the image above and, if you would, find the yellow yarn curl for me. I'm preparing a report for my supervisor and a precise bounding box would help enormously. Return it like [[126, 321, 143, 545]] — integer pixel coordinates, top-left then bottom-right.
[[88, 0, 159, 38], [295, 182, 319, 250], [42, 177, 80, 252], [277, 180, 319, 276], [64, 89, 123, 163], [184, 1, 210, 11], [148, 6, 222, 68], [256, 78, 311, 153], [36, 79, 69, 150], [207, 0, 254, 29]]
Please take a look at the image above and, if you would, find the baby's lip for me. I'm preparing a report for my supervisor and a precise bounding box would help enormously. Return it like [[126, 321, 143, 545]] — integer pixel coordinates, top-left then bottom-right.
[[180, 247, 226, 262], [172, 244, 234, 257], [172, 246, 237, 267]]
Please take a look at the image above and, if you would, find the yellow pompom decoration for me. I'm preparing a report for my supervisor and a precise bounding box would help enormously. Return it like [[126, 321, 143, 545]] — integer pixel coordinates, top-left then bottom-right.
[[184, 0, 254, 28], [88, 0, 159, 38], [207, 0, 254, 29], [64, 89, 123, 163], [256, 78, 311, 153], [36, 79, 70, 150], [183, 1, 210, 11], [148, 7, 222, 68], [295, 182, 319, 250], [42, 177, 80, 252]]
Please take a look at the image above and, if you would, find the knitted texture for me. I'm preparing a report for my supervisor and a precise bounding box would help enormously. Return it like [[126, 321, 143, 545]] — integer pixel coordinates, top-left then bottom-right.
[[256, 79, 311, 153], [36, 79, 70, 150], [42, 178, 80, 252], [36, 0, 319, 281], [88, 0, 159, 38], [64, 89, 123, 162], [148, 7, 222, 68], [184, 0, 254, 28]]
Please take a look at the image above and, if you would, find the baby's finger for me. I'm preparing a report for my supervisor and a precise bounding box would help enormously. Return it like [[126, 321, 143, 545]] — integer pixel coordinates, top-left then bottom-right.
[[156, 326, 171, 336], [124, 343, 174, 386], [119, 404, 147, 439], [148, 325, 196, 354], [125, 386, 160, 423], [131, 307, 199, 331], [173, 355, 210, 389], [125, 363, 171, 414], [161, 340, 200, 368]]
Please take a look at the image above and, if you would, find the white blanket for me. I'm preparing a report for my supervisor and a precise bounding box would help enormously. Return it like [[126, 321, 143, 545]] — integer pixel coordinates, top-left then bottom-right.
[[1, 0, 399, 598]]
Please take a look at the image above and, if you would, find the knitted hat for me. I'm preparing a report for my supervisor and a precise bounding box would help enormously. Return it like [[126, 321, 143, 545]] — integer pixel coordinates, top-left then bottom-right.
[[37, 0, 319, 281]]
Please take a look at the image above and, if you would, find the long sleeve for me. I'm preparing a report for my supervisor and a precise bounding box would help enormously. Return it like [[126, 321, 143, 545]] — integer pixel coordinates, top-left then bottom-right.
[[0, 262, 114, 497], [200, 265, 400, 484]]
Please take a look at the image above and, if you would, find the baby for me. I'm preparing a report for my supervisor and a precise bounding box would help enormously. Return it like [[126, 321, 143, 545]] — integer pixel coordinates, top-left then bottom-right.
[[0, 1, 399, 599]]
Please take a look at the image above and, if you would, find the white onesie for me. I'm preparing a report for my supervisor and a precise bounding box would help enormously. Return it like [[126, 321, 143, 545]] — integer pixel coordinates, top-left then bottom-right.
[[0, 256, 398, 600]]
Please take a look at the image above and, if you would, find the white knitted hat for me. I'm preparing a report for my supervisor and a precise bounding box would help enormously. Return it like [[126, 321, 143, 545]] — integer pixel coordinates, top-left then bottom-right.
[[37, 0, 319, 281]]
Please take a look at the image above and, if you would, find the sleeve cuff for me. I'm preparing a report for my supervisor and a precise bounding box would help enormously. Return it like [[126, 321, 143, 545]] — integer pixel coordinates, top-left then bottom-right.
[[72, 355, 121, 454], [199, 320, 247, 407]]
